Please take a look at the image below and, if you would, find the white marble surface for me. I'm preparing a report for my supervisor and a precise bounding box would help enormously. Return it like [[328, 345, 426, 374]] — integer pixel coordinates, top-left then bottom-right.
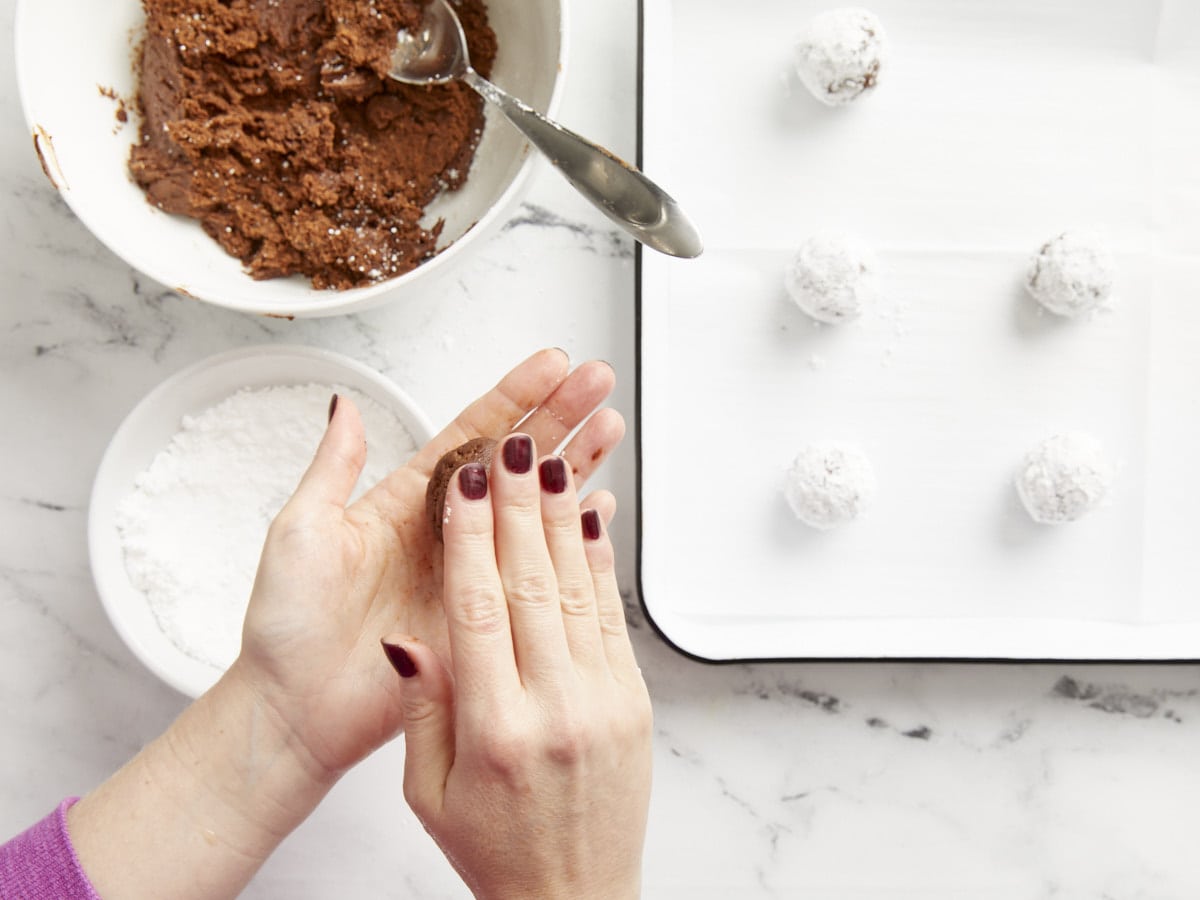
[[2, 1, 1200, 897]]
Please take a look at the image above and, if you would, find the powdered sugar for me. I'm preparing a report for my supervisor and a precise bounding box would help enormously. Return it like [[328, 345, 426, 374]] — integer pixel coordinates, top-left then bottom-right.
[[115, 384, 417, 670]]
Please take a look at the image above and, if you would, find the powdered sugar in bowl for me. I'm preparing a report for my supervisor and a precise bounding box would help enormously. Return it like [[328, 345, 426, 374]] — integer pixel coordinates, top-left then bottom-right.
[[87, 345, 435, 697]]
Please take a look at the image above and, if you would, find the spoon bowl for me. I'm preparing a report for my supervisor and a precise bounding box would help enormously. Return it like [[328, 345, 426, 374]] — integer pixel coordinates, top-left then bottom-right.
[[390, 3, 468, 84], [391, 0, 703, 259]]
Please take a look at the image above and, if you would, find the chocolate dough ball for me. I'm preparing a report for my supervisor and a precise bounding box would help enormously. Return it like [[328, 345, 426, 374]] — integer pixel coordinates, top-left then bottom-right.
[[1025, 232, 1115, 318], [1015, 433, 1114, 524], [784, 233, 880, 324], [426, 437, 496, 541], [783, 442, 876, 530], [793, 8, 888, 107]]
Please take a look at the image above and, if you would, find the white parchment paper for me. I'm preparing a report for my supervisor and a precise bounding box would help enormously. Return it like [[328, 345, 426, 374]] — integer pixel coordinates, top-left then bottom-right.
[[640, 0, 1200, 658]]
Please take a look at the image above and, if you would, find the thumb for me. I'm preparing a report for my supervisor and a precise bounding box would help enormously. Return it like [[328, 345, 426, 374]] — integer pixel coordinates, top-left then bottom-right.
[[381, 636, 455, 821], [289, 393, 367, 512]]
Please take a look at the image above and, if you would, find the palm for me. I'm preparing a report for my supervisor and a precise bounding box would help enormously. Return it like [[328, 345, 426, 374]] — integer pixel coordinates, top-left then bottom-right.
[[236, 351, 624, 776]]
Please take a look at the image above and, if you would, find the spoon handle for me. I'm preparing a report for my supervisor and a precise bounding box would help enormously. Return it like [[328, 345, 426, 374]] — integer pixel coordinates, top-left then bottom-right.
[[462, 69, 703, 259]]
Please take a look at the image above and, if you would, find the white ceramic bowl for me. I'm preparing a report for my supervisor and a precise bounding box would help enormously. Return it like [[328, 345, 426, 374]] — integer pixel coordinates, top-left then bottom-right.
[[87, 345, 436, 697], [14, 0, 565, 317]]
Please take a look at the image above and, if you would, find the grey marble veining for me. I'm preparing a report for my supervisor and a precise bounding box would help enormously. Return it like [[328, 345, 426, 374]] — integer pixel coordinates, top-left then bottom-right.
[[3, 1, 1200, 897]]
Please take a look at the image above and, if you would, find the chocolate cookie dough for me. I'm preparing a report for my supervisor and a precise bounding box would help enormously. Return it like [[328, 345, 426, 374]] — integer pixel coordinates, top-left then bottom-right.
[[130, 0, 496, 290], [426, 436, 496, 541]]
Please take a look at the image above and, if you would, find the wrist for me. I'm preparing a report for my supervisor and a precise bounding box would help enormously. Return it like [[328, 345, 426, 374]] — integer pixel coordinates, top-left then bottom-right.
[[482, 882, 641, 900], [170, 663, 340, 844], [67, 667, 339, 900], [472, 867, 641, 900]]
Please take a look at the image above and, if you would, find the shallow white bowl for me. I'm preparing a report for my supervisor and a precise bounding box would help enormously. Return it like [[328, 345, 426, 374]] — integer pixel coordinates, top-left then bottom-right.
[[88, 345, 436, 697], [15, 0, 565, 317]]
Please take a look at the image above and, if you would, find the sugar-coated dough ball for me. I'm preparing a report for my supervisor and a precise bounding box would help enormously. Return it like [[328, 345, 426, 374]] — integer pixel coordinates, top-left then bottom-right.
[[1015, 433, 1114, 524], [784, 442, 876, 530], [793, 8, 888, 107], [784, 233, 880, 324], [1025, 232, 1115, 317]]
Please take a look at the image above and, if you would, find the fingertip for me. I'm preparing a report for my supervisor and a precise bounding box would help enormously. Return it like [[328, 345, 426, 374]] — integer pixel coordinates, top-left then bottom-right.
[[580, 505, 617, 573], [381, 634, 448, 683], [498, 433, 535, 476], [592, 407, 627, 447], [325, 393, 366, 448], [380, 636, 455, 714], [441, 462, 495, 551], [537, 454, 572, 496], [563, 409, 625, 487], [582, 508, 604, 542], [289, 392, 366, 511], [579, 489, 617, 525], [456, 462, 490, 502], [381, 636, 418, 678], [574, 359, 617, 401], [528, 347, 571, 383], [607, 407, 627, 440]]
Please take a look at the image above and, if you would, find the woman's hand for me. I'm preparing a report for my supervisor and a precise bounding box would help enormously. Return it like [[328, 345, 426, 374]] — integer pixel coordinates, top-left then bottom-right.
[[66, 351, 629, 900], [386, 433, 653, 900], [233, 348, 626, 781]]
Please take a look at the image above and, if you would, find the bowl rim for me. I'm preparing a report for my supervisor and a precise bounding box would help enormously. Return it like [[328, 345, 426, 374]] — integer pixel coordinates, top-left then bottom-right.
[[86, 344, 437, 697], [13, 0, 569, 317]]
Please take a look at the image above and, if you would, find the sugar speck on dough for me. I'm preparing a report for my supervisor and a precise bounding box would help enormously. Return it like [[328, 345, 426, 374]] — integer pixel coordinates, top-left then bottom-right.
[[784, 442, 876, 530], [1015, 433, 1114, 524], [784, 233, 880, 324], [1024, 232, 1115, 318], [793, 8, 888, 107]]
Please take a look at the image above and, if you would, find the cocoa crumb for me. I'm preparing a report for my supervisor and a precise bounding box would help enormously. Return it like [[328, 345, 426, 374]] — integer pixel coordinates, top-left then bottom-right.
[[98, 84, 130, 125]]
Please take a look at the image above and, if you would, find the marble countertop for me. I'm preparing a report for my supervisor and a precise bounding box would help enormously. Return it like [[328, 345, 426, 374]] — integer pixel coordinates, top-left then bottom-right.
[[2, 1, 1199, 897]]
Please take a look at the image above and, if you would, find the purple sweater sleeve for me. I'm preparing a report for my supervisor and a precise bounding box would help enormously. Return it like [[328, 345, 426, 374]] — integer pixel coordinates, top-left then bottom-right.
[[0, 798, 102, 900]]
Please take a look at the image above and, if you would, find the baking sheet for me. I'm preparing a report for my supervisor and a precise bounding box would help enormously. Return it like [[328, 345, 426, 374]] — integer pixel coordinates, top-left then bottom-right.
[[637, 0, 1200, 659]]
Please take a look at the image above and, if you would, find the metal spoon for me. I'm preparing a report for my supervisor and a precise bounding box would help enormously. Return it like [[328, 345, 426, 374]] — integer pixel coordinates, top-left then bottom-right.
[[389, 0, 703, 258]]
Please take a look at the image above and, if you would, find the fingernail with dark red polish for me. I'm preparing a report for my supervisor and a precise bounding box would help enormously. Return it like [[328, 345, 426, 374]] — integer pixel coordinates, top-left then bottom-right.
[[582, 509, 602, 541], [459, 463, 489, 500], [328, 393, 339, 424], [539, 457, 568, 494], [503, 435, 533, 474], [382, 641, 417, 678]]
